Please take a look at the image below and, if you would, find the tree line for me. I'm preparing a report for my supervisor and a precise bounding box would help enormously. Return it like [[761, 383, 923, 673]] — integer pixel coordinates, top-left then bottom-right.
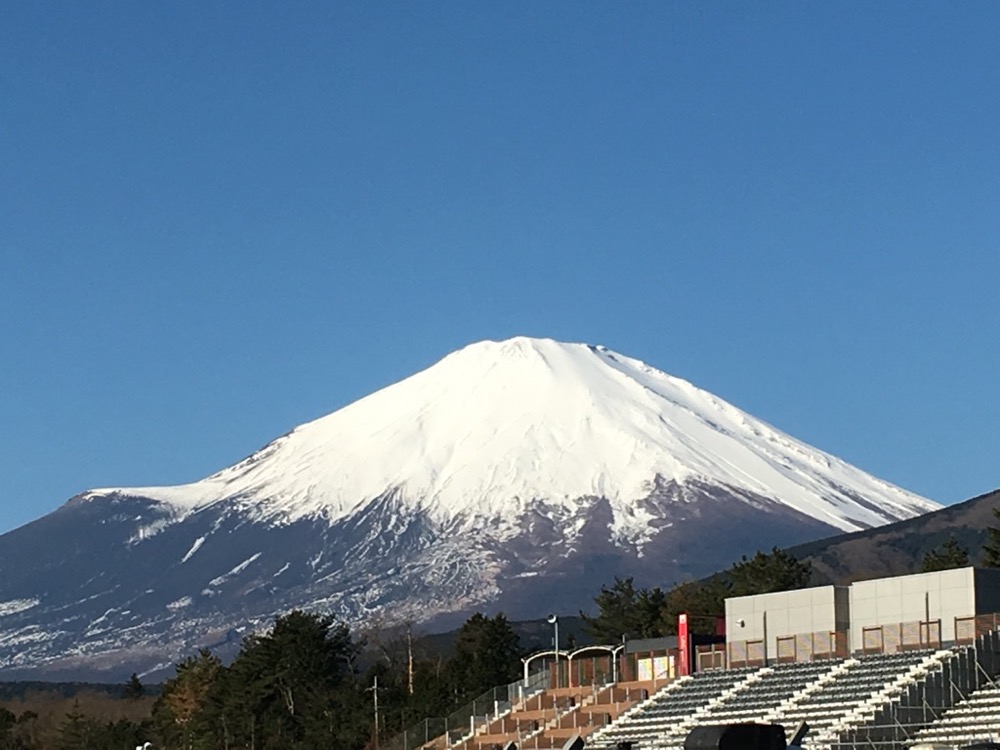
[[581, 515, 1000, 642], [0, 547, 818, 750], [0, 610, 524, 750], [5, 512, 1000, 750], [918, 508, 1000, 573], [580, 547, 813, 641]]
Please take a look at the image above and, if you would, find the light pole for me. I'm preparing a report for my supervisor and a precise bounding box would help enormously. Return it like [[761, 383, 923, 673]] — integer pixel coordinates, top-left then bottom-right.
[[762, 611, 768, 666], [367, 675, 380, 750], [547, 614, 560, 687], [612, 643, 625, 684]]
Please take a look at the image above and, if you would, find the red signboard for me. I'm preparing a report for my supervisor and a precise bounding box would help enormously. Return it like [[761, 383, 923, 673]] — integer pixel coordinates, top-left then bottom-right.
[[678, 612, 689, 676]]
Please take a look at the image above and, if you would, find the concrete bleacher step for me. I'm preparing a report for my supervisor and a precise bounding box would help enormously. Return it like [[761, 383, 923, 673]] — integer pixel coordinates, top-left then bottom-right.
[[751, 649, 955, 749], [586, 670, 764, 748], [910, 681, 1000, 747], [582, 645, 999, 750], [762, 658, 856, 723], [822, 649, 955, 743], [585, 679, 688, 745]]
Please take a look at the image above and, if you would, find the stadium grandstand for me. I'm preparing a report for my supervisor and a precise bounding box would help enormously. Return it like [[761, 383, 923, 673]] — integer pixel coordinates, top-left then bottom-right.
[[385, 567, 1000, 750]]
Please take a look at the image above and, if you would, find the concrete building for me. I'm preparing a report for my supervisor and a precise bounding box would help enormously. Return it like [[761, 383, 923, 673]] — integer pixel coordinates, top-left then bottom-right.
[[724, 567, 1000, 663], [850, 566, 1000, 651], [726, 585, 849, 663]]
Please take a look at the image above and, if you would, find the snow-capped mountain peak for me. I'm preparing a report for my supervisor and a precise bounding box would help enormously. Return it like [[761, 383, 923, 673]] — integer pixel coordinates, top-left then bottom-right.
[[4, 337, 941, 680], [87, 336, 936, 534]]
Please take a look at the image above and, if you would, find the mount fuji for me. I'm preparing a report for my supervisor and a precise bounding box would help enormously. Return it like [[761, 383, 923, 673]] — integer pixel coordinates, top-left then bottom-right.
[[0, 337, 937, 679]]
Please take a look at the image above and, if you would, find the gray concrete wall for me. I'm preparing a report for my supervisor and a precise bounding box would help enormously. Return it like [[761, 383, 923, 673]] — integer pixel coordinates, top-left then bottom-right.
[[849, 567, 975, 649], [726, 585, 847, 657], [719, 567, 1000, 659]]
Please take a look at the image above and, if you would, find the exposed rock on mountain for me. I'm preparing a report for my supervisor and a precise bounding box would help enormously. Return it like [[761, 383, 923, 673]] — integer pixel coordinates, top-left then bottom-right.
[[0, 337, 937, 679]]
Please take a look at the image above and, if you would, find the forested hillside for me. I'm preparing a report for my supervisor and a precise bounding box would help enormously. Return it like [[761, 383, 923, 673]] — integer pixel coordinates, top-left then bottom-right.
[[6, 502, 1000, 750], [791, 489, 1000, 583]]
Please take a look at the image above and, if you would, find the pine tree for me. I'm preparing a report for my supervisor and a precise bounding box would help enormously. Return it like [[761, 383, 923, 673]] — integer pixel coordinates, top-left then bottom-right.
[[921, 537, 970, 572], [0, 708, 16, 750], [581, 577, 666, 642], [982, 508, 1000, 567], [124, 672, 145, 700], [87, 719, 145, 750], [447, 613, 521, 701], [57, 702, 95, 750], [658, 577, 729, 636], [727, 547, 813, 597], [9, 711, 37, 750], [213, 610, 360, 750], [152, 649, 222, 750]]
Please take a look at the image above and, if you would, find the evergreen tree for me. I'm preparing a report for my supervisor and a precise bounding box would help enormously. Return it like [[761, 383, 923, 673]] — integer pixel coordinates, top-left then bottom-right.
[[0, 708, 35, 750], [921, 537, 970, 572], [213, 610, 361, 750], [0, 709, 14, 742], [583, 550, 810, 644], [57, 702, 96, 750], [124, 672, 145, 700], [0, 708, 17, 750], [151, 649, 222, 750], [405, 657, 454, 724], [727, 547, 813, 597], [657, 578, 729, 636], [982, 508, 1000, 567], [581, 577, 666, 642], [9, 712, 36, 750], [447, 613, 522, 701], [87, 719, 146, 750]]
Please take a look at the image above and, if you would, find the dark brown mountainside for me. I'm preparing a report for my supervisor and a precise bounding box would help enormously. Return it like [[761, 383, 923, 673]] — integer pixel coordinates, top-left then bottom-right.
[[790, 488, 1000, 584]]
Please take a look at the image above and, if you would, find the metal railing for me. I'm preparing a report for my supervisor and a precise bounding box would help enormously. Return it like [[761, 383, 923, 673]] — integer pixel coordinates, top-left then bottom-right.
[[383, 671, 549, 750], [476, 683, 651, 750], [384, 673, 654, 750], [386, 610, 1000, 750]]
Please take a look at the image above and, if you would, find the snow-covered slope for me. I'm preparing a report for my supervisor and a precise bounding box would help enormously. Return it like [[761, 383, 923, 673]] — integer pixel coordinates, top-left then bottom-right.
[[86, 336, 936, 534], [0, 336, 939, 680]]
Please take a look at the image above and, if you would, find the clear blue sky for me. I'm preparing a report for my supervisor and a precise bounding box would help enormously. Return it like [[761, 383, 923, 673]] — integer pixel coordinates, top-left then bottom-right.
[[2, 2, 998, 534]]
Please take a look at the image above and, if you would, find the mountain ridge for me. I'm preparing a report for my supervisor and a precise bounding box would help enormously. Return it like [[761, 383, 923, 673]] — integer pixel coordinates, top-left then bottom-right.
[[0, 337, 938, 680], [791, 487, 1000, 583], [76, 337, 935, 535]]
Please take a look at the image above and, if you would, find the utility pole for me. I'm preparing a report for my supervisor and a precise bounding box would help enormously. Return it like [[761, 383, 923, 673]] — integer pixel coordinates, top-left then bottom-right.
[[368, 675, 380, 750], [407, 624, 414, 696], [547, 614, 560, 688]]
